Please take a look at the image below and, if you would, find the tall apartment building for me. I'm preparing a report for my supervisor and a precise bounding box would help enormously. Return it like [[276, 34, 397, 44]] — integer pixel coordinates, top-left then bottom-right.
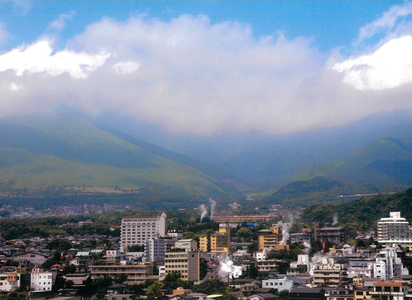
[[314, 226, 348, 245], [164, 250, 199, 281], [145, 238, 166, 262], [121, 213, 167, 248], [377, 212, 412, 246], [258, 226, 281, 251], [199, 224, 230, 253]]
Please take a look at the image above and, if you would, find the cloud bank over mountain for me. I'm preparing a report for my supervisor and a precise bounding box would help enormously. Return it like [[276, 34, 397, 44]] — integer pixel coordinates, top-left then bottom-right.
[[1, 3, 412, 135]]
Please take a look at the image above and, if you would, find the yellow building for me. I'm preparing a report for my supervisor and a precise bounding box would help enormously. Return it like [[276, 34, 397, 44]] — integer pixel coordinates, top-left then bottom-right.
[[199, 224, 231, 253], [258, 227, 280, 251]]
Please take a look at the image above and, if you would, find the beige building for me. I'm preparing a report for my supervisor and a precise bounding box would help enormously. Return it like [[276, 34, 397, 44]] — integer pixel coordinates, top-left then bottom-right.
[[90, 262, 156, 285], [199, 224, 231, 253], [120, 213, 167, 248], [164, 250, 199, 281], [312, 258, 347, 287]]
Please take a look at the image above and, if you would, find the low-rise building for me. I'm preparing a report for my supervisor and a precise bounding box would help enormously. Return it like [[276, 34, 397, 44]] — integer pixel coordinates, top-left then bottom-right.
[[0, 273, 20, 292], [30, 267, 56, 293], [262, 276, 294, 292], [90, 262, 155, 285]]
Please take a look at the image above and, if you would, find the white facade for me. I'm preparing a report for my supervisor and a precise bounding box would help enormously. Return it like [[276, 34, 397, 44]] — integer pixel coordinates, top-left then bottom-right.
[[31, 268, 55, 292], [121, 213, 167, 248], [145, 238, 166, 262], [0, 273, 20, 292], [377, 212, 412, 245], [262, 276, 294, 292], [254, 250, 266, 262], [373, 247, 407, 280]]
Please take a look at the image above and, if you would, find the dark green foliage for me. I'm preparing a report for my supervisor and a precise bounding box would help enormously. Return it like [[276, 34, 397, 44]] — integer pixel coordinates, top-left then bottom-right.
[[302, 187, 412, 236], [194, 277, 226, 295], [266, 244, 304, 261], [127, 245, 144, 252], [47, 239, 73, 251]]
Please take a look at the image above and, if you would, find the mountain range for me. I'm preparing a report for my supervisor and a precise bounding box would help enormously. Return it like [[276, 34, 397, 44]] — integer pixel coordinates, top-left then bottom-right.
[[1, 110, 412, 203]]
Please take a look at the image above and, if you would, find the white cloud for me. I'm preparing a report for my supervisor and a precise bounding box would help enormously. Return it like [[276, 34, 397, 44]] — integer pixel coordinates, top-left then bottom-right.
[[357, 2, 412, 44], [333, 36, 412, 90], [47, 10, 76, 31], [113, 61, 140, 75], [0, 40, 110, 79], [1, 13, 412, 135]]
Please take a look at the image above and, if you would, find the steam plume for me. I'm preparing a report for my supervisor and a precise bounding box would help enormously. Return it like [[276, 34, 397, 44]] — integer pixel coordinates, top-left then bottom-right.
[[332, 213, 338, 226], [277, 214, 295, 245], [199, 204, 208, 222], [209, 198, 216, 221], [218, 255, 242, 280]]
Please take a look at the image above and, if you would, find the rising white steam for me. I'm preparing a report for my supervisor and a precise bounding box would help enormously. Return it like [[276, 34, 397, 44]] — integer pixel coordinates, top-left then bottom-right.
[[217, 255, 242, 280], [199, 204, 208, 222], [277, 214, 296, 245], [332, 213, 338, 226], [209, 198, 216, 221]]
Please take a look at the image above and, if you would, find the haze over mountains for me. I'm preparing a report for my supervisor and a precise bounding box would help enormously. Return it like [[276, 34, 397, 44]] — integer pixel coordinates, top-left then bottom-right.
[[0, 110, 412, 201], [97, 110, 412, 188]]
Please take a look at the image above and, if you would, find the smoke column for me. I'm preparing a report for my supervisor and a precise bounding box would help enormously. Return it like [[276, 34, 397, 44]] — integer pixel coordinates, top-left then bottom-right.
[[332, 213, 338, 226], [199, 204, 208, 222], [277, 214, 295, 245], [209, 198, 216, 221]]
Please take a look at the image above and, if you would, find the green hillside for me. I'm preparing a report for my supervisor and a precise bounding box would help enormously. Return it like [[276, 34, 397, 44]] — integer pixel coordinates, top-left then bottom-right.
[[301, 187, 412, 236], [0, 114, 236, 196], [260, 176, 372, 208], [289, 138, 412, 185]]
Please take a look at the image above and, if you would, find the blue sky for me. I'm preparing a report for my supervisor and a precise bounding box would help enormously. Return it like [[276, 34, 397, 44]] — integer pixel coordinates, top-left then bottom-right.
[[0, 1, 403, 51], [0, 1, 412, 135]]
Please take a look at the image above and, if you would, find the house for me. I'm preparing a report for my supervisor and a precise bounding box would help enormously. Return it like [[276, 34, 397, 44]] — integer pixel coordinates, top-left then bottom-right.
[[289, 287, 325, 300], [13, 252, 48, 266], [247, 293, 279, 300]]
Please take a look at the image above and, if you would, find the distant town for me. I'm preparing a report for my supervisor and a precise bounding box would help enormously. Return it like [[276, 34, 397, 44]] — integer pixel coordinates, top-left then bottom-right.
[[0, 203, 412, 300]]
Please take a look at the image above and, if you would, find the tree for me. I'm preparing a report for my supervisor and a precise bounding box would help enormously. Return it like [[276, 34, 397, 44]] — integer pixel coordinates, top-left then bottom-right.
[[147, 281, 163, 300], [162, 272, 182, 293], [236, 227, 253, 241]]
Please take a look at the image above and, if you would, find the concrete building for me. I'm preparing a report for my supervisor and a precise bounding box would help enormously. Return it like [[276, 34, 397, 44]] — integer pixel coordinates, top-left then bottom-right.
[[161, 230, 184, 252], [312, 257, 348, 287], [377, 212, 412, 246], [315, 227, 348, 245], [145, 238, 165, 262], [258, 227, 280, 251], [13, 252, 48, 266], [175, 239, 198, 251], [199, 224, 230, 253], [374, 247, 408, 280], [262, 276, 294, 292], [370, 280, 411, 300], [120, 213, 167, 248], [0, 273, 20, 292], [30, 267, 56, 293], [90, 262, 156, 285], [164, 250, 199, 281]]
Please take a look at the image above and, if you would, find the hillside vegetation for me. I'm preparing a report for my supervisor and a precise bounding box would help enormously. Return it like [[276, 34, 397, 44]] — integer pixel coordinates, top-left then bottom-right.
[[301, 187, 412, 236], [260, 176, 407, 208], [0, 114, 239, 196]]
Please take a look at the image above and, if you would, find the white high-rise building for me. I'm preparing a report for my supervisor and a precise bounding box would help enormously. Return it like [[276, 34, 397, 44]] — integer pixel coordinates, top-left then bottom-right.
[[121, 213, 167, 248], [377, 212, 412, 246], [145, 238, 166, 262]]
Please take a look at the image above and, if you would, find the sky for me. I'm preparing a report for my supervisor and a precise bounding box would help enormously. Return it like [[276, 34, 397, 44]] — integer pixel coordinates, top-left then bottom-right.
[[1, 0, 412, 136]]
